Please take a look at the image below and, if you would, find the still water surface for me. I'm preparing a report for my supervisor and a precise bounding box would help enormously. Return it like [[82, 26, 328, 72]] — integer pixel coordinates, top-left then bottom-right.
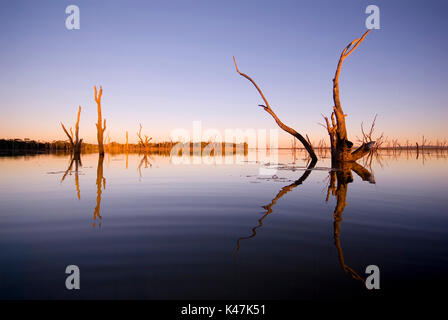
[[0, 150, 447, 299]]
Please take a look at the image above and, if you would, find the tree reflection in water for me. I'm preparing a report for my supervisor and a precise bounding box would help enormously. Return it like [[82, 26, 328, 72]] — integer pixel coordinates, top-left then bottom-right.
[[236, 159, 375, 285], [234, 158, 317, 258], [327, 161, 375, 283], [61, 155, 82, 200], [138, 153, 153, 180], [93, 154, 105, 228]]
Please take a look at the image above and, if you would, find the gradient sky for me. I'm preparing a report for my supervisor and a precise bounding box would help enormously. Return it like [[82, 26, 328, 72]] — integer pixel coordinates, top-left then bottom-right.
[[0, 0, 447, 146]]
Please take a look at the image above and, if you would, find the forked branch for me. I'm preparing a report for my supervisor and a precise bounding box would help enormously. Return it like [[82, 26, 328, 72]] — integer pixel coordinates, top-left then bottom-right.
[[61, 122, 74, 146], [323, 30, 375, 164], [137, 124, 152, 153], [61, 105, 83, 155], [333, 29, 370, 141], [94, 86, 106, 155], [321, 111, 337, 156]]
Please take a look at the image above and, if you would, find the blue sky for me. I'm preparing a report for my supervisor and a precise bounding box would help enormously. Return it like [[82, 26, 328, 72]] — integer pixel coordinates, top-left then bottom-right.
[[0, 0, 447, 146]]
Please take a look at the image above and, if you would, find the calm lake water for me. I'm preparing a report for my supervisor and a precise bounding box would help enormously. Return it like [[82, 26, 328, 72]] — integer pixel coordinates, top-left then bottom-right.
[[0, 149, 447, 300]]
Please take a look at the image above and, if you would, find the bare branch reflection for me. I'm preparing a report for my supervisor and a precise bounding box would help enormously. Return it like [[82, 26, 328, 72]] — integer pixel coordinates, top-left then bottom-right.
[[327, 161, 375, 283], [61, 156, 82, 200], [236, 156, 375, 286], [93, 154, 105, 228], [138, 153, 153, 180], [234, 159, 317, 258]]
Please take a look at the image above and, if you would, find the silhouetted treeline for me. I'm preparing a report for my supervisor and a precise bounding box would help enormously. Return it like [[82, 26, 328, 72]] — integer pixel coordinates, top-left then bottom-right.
[[0, 138, 248, 155], [0, 139, 96, 152], [0, 139, 70, 151]]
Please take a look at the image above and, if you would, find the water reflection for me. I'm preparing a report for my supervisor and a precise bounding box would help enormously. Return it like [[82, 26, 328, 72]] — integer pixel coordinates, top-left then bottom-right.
[[327, 162, 375, 283], [61, 156, 82, 200], [1, 149, 448, 299], [93, 154, 105, 228], [234, 158, 317, 258], [56, 149, 445, 279], [236, 158, 375, 285], [138, 153, 153, 179]]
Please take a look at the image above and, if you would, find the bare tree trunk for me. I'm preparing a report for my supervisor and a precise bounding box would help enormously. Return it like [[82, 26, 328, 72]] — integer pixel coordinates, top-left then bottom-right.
[[61, 105, 83, 159], [73, 106, 82, 157], [233, 57, 317, 162], [325, 30, 375, 166], [137, 124, 152, 153], [126, 131, 129, 152], [94, 86, 106, 155]]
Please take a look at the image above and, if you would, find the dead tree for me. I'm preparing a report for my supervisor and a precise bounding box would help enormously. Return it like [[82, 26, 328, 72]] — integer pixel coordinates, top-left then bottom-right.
[[137, 124, 152, 153], [323, 30, 375, 166], [94, 86, 106, 155], [233, 57, 317, 162], [61, 105, 82, 159], [421, 135, 427, 150], [126, 131, 129, 152]]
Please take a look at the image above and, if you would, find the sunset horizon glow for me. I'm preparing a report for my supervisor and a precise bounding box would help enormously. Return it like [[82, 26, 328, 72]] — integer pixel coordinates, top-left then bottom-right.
[[1, 0, 447, 147]]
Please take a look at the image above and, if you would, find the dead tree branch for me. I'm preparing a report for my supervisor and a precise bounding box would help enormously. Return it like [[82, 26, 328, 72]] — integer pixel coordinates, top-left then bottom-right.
[[137, 124, 152, 153], [61, 105, 83, 157], [325, 30, 375, 164], [233, 56, 317, 162], [94, 86, 106, 155]]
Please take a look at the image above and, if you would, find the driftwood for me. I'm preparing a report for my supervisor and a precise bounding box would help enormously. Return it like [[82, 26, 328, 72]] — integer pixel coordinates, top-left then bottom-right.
[[61, 106, 82, 158], [94, 86, 106, 155], [233, 57, 317, 162], [323, 30, 375, 165]]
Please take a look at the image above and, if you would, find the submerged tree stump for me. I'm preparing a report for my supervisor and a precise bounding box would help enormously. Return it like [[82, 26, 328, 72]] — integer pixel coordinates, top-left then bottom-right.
[[61, 105, 83, 159], [137, 124, 152, 153], [323, 30, 376, 167]]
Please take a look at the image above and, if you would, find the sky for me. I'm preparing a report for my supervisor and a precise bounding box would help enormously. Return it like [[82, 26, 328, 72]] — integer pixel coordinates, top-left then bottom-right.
[[0, 0, 447, 147]]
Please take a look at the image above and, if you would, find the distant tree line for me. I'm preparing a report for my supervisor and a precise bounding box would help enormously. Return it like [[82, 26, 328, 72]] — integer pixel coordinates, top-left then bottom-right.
[[0, 139, 68, 152], [0, 138, 248, 155]]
